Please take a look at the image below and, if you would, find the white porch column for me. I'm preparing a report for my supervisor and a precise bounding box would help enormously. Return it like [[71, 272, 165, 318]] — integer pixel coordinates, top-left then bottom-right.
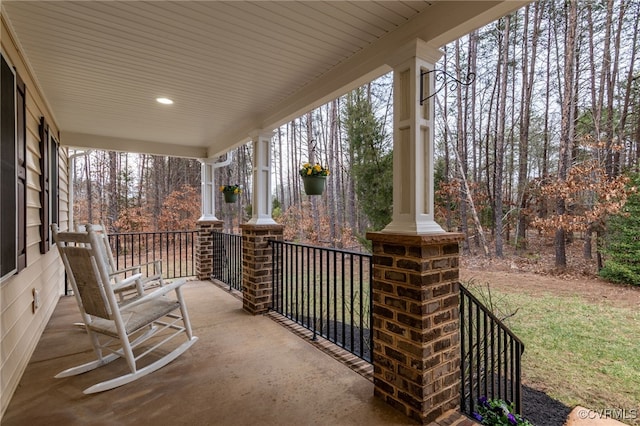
[[199, 153, 233, 221], [247, 131, 276, 225], [382, 39, 445, 235], [199, 160, 218, 221]]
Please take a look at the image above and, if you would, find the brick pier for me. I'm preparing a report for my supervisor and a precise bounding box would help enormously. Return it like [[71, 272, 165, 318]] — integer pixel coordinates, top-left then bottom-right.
[[196, 220, 224, 281], [240, 224, 283, 315], [367, 232, 464, 424]]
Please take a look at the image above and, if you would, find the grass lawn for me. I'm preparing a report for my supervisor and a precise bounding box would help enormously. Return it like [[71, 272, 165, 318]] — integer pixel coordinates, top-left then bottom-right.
[[477, 287, 640, 421]]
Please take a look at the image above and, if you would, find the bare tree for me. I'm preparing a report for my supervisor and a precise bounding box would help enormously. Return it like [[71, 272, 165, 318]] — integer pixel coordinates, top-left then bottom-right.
[[494, 14, 511, 258]]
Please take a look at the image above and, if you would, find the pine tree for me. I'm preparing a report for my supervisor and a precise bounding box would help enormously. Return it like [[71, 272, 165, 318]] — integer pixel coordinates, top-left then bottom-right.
[[342, 87, 392, 232], [599, 173, 640, 286]]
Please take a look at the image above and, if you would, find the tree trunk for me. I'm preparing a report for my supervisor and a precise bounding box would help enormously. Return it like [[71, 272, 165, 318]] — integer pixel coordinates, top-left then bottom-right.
[[108, 151, 118, 229], [618, 2, 638, 171], [494, 15, 511, 258], [278, 129, 285, 209], [437, 96, 490, 258], [455, 40, 470, 252], [442, 47, 452, 231], [602, 0, 615, 175], [516, 2, 541, 251], [584, 225, 593, 260], [85, 154, 93, 223], [556, 0, 578, 269]]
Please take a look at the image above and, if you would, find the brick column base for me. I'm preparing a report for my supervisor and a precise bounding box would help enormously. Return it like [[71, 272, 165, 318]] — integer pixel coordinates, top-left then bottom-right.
[[196, 220, 224, 280], [240, 224, 283, 315], [366, 231, 464, 425]]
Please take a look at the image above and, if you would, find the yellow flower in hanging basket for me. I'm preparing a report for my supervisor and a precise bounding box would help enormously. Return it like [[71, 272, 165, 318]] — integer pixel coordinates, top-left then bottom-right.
[[299, 163, 329, 177], [219, 184, 242, 194], [300, 163, 329, 195]]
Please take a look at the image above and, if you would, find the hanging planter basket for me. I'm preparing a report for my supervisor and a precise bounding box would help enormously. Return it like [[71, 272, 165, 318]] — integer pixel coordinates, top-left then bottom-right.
[[302, 175, 326, 195], [223, 191, 238, 203], [220, 184, 242, 203]]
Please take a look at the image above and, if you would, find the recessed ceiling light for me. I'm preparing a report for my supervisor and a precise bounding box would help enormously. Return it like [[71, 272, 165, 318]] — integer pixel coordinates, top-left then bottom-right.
[[156, 97, 173, 105]]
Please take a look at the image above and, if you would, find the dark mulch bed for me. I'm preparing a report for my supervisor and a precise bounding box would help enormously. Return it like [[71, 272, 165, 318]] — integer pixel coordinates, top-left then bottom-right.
[[522, 385, 572, 426], [282, 313, 573, 425], [463, 382, 571, 425]]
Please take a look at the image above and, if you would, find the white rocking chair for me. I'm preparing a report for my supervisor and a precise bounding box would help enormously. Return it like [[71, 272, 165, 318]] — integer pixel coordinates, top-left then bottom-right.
[[51, 224, 198, 394]]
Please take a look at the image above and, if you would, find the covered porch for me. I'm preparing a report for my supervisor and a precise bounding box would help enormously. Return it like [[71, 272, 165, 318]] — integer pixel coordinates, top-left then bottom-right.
[[1, 1, 529, 424], [2, 279, 471, 426]]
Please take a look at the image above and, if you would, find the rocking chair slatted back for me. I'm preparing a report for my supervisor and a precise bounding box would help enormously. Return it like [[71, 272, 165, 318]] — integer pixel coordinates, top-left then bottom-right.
[[54, 228, 121, 320], [63, 246, 112, 319]]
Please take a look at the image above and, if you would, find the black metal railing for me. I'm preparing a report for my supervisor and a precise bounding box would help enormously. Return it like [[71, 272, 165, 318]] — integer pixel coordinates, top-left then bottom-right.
[[211, 231, 243, 291], [269, 240, 372, 362], [460, 284, 525, 416], [108, 230, 197, 279]]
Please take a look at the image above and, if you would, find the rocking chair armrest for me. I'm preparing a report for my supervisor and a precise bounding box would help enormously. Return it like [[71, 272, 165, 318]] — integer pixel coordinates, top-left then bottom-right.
[[122, 278, 187, 310], [139, 260, 164, 278], [122, 260, 162, 271], [112, 273, 143, 292], [142, 259, 162, 270], [114, 260, 162, 279], [110, 265, 142, 277]]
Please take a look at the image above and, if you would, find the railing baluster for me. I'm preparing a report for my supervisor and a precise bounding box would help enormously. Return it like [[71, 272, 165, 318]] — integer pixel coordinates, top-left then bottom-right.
[[138, 233, 141, 272], [312, 247, 317, 341], [358, 255, 364, 357], [460, 291, 467, 413], [475, 300, 481, 409], [287, 243, 292, 318], [302, 246, 307, 325], [335, 251, 339, 344], [491, 314, 498, 398], [515, 341, 522, 412], [349, 253, 353, 354], [319, 249, 324, 337], [152, 232, 157, 276], [497, 325, 502, 397], [468, 292, 474, 414], [502, 328, 508, 403], [340, 252, 345, 347], [326, 249, 330, 341], [483, 309, 488, 399], [294, 245, 299, 322]]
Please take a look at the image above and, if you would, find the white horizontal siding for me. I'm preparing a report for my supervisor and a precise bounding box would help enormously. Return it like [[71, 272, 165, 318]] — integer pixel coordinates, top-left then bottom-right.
[[1, 15, 67, 420]]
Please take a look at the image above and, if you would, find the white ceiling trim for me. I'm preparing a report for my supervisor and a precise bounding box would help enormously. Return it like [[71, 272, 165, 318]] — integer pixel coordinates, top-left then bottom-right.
[[63, 132, 208, 159]]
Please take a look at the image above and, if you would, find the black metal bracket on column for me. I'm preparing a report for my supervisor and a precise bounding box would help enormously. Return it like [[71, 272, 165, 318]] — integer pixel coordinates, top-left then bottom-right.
[[419, 69, 476, 105]]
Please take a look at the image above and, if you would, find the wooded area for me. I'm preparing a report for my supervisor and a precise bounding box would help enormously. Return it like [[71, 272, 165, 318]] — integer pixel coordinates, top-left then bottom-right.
[[73, 0, 639, 271]]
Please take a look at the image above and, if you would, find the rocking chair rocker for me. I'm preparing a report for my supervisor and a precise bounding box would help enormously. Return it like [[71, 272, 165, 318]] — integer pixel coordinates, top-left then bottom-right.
[[51, 224, 198, 394]]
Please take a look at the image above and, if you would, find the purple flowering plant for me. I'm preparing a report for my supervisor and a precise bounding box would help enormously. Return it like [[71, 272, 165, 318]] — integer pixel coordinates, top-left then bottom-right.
[[472, 397, 534, 426]]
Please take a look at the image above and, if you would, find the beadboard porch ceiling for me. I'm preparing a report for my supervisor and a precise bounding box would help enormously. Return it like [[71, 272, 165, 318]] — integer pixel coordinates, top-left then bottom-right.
[[2, 1, 527, 159]]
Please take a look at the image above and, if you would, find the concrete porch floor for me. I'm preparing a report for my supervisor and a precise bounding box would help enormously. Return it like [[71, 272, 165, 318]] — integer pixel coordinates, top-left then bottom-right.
[[2, 280, 474, 426]]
